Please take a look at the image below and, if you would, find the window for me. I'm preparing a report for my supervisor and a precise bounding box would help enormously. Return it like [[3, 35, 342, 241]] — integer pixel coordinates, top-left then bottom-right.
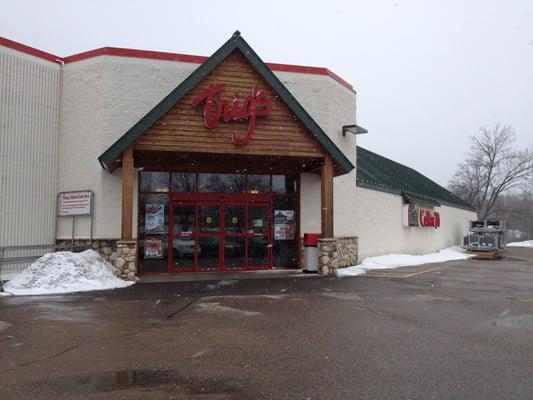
[[247, 175, 270, 193], [140, 171, 169, 193], [272, 175, 296, 193], [138, 194, 169, 273], [171, 173, 196, 192], [198, 173, 246, 193]]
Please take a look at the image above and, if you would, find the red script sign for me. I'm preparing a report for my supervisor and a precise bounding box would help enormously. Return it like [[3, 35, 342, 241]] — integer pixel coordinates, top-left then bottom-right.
[[419, 210, 440, 228], [191, 83, 272, 145]]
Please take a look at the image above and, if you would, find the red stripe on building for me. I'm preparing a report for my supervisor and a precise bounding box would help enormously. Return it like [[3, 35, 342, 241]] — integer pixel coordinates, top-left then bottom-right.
[[62, 47, 208, 64], [0, 37, 61, 63], [266, 62, 354, 91], [0, 37, 354, 91]]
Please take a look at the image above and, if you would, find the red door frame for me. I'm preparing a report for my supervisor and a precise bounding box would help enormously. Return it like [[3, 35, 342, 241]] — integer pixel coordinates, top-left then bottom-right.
[[168, 193, 273, 273], [221, 201, 245, 272], [196, 201, 223, 272]]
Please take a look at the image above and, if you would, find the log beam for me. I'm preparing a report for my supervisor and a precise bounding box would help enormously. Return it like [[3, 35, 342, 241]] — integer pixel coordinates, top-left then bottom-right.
[[321, 155, 334, 238], [121, 147, 134, 240]]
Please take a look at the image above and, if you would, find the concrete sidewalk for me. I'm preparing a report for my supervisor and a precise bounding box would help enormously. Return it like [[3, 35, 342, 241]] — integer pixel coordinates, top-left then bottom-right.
[[138, 268, 313, 283]]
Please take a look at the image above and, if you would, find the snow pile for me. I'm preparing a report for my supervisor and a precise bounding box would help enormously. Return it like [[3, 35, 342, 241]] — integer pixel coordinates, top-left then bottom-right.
[[336, 246, 474, 277], [3, 250, 134, 295], [507, 240, 533, 248]]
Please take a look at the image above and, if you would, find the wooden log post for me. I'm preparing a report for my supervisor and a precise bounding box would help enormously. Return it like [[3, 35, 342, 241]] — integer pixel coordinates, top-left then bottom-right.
[[121, 147, 134, 240], [321, 155, 334, 238]]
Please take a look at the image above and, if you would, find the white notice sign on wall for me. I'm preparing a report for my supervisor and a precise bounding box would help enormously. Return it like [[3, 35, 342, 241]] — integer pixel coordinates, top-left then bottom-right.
[[58, 191, 92, 216]]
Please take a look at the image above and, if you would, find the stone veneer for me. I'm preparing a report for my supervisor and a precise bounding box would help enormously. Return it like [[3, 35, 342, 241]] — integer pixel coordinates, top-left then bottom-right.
[[318, 236, 358, 277], [56, 239, 138, 281]]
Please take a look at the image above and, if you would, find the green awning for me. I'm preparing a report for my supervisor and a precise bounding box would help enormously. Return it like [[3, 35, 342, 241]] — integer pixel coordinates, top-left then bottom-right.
[[402, 192, 441, 207]]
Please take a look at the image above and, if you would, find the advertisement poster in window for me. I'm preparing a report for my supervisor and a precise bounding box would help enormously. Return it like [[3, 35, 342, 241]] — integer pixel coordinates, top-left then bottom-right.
[[145, 235, 163, 258], [274, 210, 295, 240], [145, 204, 165, 233]]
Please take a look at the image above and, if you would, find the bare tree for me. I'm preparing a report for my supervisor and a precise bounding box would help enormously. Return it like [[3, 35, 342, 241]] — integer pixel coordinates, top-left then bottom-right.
[[492, 190, 533, 239], [449, 124, 533, 219]]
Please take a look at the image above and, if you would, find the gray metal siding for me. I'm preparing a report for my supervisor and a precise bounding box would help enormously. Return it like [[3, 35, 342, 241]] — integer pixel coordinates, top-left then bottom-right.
[[0, 48, 60, 272]]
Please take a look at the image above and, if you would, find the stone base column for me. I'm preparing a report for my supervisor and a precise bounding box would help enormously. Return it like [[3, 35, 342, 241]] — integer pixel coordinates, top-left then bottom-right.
[[115, 241, 138, 281], [318, 236, 358, 277]]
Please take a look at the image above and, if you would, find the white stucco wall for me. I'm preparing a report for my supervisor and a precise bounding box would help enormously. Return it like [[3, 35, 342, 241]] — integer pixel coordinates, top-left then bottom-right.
[[353, 187, 477, 260], [300, 173, 321, 234], [276, 71, 357, 165], [0, 46, 60, 252], [57, 56, 197, 239], [276, 70, 360, 238]]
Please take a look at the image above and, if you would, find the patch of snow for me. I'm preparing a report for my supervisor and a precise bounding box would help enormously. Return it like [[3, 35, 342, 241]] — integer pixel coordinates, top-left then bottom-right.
[[3, 250, 134, 296], [336, 266, 367, 277], [336, 246, 473, 278], [1, 271, 20, 281], [217, 279, 239, 286], [507, 240, 533, 248]]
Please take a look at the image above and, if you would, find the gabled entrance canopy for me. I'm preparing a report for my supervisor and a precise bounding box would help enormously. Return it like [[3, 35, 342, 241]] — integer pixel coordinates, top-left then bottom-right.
[[102, 31, 347, 241], [98, 31, 354, 175]]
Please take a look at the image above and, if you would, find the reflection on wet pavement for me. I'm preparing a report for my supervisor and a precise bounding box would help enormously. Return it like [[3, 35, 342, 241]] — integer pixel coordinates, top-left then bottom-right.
[[12, 369, 241, 398]]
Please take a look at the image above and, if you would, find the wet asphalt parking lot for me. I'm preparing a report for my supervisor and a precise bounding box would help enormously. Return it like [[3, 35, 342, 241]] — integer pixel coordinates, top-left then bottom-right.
[[1, 247, 533, 399]]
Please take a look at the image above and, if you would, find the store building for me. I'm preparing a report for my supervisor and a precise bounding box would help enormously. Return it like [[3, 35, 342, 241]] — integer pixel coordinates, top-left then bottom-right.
[[0, 32, 477, 279]]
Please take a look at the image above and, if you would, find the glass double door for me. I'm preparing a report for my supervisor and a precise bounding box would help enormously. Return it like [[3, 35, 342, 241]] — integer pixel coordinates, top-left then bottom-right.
[[170, 202, 271, 272]]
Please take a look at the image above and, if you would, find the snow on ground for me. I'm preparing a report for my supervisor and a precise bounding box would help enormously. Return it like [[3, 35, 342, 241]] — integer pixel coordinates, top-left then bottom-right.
[[336, 246, 474, 277], [0, 271, 19, 282], [507, 240, 533, 248], [3, 250, 134, 296]]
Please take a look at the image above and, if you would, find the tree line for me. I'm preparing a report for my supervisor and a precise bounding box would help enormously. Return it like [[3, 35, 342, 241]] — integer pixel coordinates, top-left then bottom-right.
[[449, 124, 533, 240]]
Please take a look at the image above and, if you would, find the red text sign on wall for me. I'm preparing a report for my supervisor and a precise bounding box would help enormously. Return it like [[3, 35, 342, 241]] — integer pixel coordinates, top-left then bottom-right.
[[191, 83, 272, 145], [419, 209, 440, 228], [402, 203, 440, 229]]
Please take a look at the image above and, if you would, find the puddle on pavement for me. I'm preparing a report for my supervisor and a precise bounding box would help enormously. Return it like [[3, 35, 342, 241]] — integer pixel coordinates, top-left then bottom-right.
[[206, 280, 240, 290], [202, 294, 288, 300], [416, 293, 461, 302], [32, 302, 95, 323], [0, 320, 12, 331], [15, 369, 241, 398], [321, 292, 364, 302], [517, 298, 533, 303], [194, 302, 260, 316], [489, 314, 533, 330]]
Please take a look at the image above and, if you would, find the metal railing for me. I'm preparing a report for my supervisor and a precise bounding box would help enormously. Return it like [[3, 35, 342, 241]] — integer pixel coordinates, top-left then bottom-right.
[[0, 243, 90, 291]]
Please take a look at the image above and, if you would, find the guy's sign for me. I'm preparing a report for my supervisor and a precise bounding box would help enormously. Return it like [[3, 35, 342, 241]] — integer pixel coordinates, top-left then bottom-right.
[[192, 83, 272, 145]]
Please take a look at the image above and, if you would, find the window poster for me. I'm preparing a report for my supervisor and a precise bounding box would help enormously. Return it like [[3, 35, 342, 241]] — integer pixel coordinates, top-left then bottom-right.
[[274, 210, 295, 240], [145, 204, 165, 233], [145, 235, 163, 258]]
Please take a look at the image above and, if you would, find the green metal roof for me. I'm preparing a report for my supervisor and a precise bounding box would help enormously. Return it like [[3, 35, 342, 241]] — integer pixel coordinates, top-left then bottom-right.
[[98, 31, 354, 174], [356, 146, 476, 211]]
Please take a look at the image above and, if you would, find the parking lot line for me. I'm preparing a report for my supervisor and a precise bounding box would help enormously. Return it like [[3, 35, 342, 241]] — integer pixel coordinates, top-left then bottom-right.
[[365, 261, 463, 278]]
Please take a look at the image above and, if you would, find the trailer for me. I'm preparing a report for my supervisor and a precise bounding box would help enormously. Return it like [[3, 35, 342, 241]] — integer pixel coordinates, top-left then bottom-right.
[[462, 220, 506, 260]]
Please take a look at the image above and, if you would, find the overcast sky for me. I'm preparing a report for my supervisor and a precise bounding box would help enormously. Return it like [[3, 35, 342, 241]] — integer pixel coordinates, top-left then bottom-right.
[[1, 0, 531, 186]]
